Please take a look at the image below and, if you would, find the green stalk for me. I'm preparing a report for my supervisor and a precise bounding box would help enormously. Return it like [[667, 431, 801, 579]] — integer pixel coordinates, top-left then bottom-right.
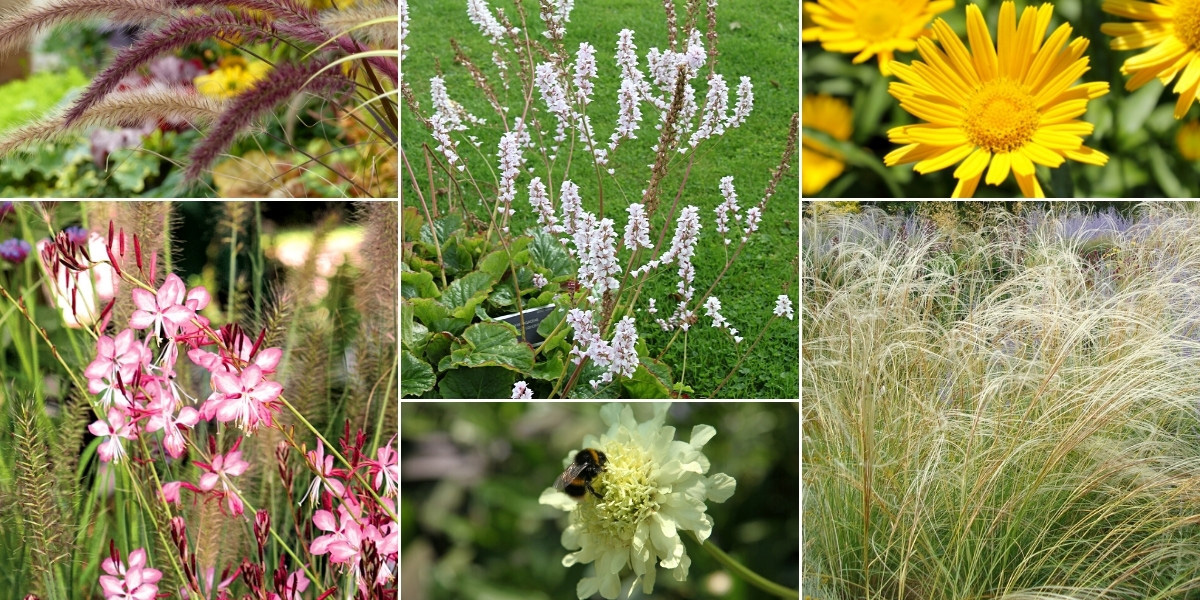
[[689, 531, 799, 599]]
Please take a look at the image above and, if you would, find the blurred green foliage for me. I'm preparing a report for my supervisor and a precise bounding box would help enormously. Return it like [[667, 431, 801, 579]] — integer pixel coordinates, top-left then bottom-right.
[[802, 0, 1200, 197], [400, 402, 799, 600]]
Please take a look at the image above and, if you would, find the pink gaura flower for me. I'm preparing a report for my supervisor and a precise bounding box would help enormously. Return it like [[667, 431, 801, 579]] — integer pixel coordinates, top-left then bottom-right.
[[99, 547, 162, 600], [140, 382, 199, 459], [302, 440, 347, 504], [89, 408, 138, 463], [195, 439, 250, 515], [366, 441, 399, 497], [267, 569, 310, 600], [201, 364, 283, 432], [129, 274, 195, 339]]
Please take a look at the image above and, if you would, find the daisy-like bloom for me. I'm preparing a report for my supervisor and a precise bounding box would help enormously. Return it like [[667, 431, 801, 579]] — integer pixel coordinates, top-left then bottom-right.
[[539, 403, 736, 600], [1178, 120, 1200, 160], [884, 2, 1110, 198], [194, 56, 271, 100], [1102, 0, 1200, 118], [802, 0, 954, 75], [801, 94, 852, 195]]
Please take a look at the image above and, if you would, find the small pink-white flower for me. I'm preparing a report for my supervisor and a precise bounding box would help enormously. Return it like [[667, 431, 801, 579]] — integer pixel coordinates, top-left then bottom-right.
[[141, 382, 200, 459], [690, 73, 729, 146], [715, 176, 741, 245], [367, 442, 399, 497], [90, 408, 138, 463], [302, 440, 348, 504], [560, 180, 584, 236], [726, 75, 754, 129], [571, 212, 621, 303], [529, 177, 562, 234], [129, 274, 195, 339], [512, 380, 533, 399], [774, 294, 794, 320], [267, 569, 310, 600], [202, 364, 283, 432], [573, 42, 597, 104], [743, 206, 762, 242], [608, 317, 639, 379], [705, 296, 728, 329], [99, 547, 162, 600], [532, 273, 549, 288], [196, 440, 250, 515]]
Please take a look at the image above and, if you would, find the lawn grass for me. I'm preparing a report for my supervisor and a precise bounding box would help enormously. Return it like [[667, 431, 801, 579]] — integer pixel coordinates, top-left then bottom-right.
[[401, 0, 799, 398]]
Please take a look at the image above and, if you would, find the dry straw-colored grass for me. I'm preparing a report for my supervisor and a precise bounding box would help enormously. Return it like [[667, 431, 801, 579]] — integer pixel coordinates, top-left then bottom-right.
[[804, 204, 1200, 599]]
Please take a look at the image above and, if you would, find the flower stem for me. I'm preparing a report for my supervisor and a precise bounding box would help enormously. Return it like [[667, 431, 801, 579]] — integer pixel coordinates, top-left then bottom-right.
[[689, 531, 799, 599]]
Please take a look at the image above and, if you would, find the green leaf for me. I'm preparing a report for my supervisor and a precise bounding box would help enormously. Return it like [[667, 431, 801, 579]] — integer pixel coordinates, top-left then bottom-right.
[[410, 296, 450, 326], [528, 229, 575, 280], [536, 306, 569, 354], [528, 354, 565, 382], [1148, 145, 1186, 197], [622, 357, 673, 399], [442, 271, 497, 319], [401, 349, 436, 397], [402, 206, 423, 242], [416, 331, 456, 368], [401, 270, 440, 299], [109, 148, 161, 193], [431, 317, 471, 336], [437, 321, 534, 373], [439, 366, 515, 399], [566, 360, 621, 399], [476, 250, 511, 279], [440, 237, 474, 276], [420, 213, 461, 247], [401, 300, 428, 350], [488, 281, 517, 307], [1119, 81, 1163, 137]]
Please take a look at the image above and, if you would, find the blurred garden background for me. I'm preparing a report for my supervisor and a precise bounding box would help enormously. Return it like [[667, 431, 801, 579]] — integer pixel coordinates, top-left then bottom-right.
[[802, 0, 1200, 198], [401, 0, 800, 398], [400, 402, 798, 599]]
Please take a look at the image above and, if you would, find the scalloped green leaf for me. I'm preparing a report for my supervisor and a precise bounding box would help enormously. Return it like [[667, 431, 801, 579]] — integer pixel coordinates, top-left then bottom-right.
[[409, 297, 450, 327], [442, 271, 497, 319], [439, 366, 515, 399], [437, 321, 534, 373], [622, 357, 673, 399], [528, 354, 565, 382], [401, 349, 436, 397], [420, 213, 461, 247], [529, 229, 575, 279], [402, 270, 440, 299]]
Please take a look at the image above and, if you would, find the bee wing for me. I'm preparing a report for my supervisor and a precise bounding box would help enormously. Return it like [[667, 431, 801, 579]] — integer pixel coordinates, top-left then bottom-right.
[[554, 461, 588, 491]]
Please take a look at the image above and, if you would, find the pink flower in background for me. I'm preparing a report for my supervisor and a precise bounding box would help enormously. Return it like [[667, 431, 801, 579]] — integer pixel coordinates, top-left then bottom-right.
[[90, 408, 138, 463], [202, 364, 283, 432], [366, 442, 399, 497], [195, 440, 250, 515], [140, 382, 199, 458], [129, 274, 194, 339], [99, 547, 162, 600], [85, 329, 149, 390], [267, 569, 310, 600], [302, 440, 347, 504]]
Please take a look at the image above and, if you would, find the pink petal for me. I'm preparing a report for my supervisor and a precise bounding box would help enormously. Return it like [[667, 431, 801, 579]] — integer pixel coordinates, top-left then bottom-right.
[[249, 381, 282, 403], [310, 535, 336, 555], [99, 575, 124, 596], [312, 510, 338, 532], [186, 287, 210, 310], [160, 274, 186, 305], [89, 420, 112, 437], [177, 407, 200, 427], [128, 310, 156, 330], [255, 348, 282, 371], [198, 473, 218, 491], [241, 365, 263, 387], [162, 305, 194, 326], [212, 371, 242, 394], [131, 288, 157, 312]]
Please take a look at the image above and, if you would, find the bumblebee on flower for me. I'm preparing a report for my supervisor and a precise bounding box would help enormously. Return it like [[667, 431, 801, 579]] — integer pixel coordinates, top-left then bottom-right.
[[540, 403, 736, 600]]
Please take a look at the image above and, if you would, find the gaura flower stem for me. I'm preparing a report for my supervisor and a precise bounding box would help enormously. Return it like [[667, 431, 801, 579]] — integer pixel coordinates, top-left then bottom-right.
[[689, 531, 799, 599]]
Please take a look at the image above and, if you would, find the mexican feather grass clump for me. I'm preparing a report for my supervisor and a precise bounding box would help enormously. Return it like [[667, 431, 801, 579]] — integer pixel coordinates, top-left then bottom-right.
[[804, 206, 1200, 598], [0, 0, 397, 192]]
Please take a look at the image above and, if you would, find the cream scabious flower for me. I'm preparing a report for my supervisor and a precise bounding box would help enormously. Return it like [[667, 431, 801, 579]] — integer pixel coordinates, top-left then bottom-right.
[[539, 403, 736, 600]]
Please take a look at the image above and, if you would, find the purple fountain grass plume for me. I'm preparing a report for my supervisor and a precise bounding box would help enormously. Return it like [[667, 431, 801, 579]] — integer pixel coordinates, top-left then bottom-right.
[[321, 1, 399, 48], [183, 59, 351, 183], [334, 35, 398, 85], [0, 0, 169, 59], [170, 0, 318, 25], [0, 85, 225, 158], [62, 12, 283, 127]]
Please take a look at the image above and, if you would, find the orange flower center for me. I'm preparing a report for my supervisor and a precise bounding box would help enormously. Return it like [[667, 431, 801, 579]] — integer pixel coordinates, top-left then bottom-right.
[[1175, 0, 1200, 50], [854, 3, 902, 42], [962, 79, 1040, 154]]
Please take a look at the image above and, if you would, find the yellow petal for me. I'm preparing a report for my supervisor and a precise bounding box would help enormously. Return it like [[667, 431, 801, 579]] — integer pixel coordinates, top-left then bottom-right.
[[986, 152, 1012, 185], [915, 143, 975, 173], [953, 172, 982, 198], [953, 147, 992, 180]]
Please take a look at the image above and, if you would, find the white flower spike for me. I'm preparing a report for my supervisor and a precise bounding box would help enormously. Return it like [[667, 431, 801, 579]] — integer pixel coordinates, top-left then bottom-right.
[[540, 403, 736, 599]]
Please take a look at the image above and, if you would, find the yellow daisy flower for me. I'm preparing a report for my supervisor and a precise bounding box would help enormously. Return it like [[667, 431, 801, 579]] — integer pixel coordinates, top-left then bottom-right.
[[802, 94, 854, 195], [1179, 120, 1200, 160], [1102, 0, 1200, 119], [802, 0, 954, 76], [884, 2, 1109, 198], [194, 57, 272, 100]]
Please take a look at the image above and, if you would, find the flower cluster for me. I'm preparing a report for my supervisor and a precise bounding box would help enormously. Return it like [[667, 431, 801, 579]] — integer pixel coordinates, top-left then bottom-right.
[[774, 294, 794, 320], [704, 296, 742, 343], [100, 546, 163, 600], [565, 309, 640, 389]]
